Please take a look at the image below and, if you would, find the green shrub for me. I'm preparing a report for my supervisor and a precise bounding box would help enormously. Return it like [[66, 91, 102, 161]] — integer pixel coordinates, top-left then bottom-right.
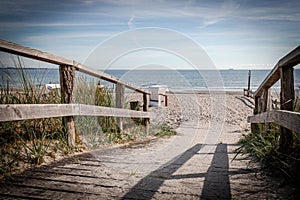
[[0, 56, 65, 176], [153, 124, 177, 138], [235, 123, 300, 184]]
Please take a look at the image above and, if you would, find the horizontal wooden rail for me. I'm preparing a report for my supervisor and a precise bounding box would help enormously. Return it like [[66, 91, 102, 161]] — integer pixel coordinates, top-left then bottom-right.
[[250, 46, 300, 153], [0, 39, 149, 94], [248, 110, 300, 134], [254, 45, 300, 97], [0, 104, 150, 122]]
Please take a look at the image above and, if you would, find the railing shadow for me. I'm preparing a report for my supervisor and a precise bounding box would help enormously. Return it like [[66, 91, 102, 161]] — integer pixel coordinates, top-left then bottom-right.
[[201, 143, 231, 199], [122, 143, 232, 199], [121, 143, 203, 199], [235, 96, 255, 109], [0, 143, 271, 199]]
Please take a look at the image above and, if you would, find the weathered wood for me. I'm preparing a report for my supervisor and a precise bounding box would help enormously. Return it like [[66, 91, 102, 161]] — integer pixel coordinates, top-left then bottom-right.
[[77, 64, 149, 94], [60, 65, 75, 104], [262, 88, 269, 112], [247, 70, 251, 97], [279, 67, 295, 153], [0, 39, 149, 95], [254, 45, 300, 97], [0, 104, 150, 122], [248, 110, 275, 124], [116, 83, 125, 131], [0, 39, 74, 66], [116, 83, 125, 109], [143, 93, 149, 112], [248, 110, 300, 134], [143, 93, 150, 129], [0, 39, 152, 147], [280, 67, 295, 111], [251, 96, 260, 133], [60, 65, 76, 147], [261, 88, 270, 132]]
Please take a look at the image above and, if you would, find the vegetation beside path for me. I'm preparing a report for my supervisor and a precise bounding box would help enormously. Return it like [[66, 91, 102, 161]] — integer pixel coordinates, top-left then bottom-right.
[[0, 57, 176, 178]]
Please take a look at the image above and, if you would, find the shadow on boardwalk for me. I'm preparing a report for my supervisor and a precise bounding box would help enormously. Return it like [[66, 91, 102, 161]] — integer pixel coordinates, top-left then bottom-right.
[[122, 143, 231, 199], [0, 142, 296, 199]]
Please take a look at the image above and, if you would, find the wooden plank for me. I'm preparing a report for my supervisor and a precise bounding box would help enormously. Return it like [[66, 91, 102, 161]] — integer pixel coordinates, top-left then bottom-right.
[[248, 110, 275, 124], [251, 96, 260, 133], [0, 104, 150, 122], [116, 83, 125, 131], [262, 88, 269, 112], [116, 83, 125, 109], [280, 67, 295, 111], [0, 39, 149, 95], [279, 66, 295, 152], [76, 64, 150, 94], [254, 45, 300, 97], [0, 39, 74, 66], [278, 45, 300, 68], [248, 110, 300, 134], [59, 65, 76, 147], [247, 70, 251, 96], [143, 93, 150, 127], [275, 110, 300, 134]]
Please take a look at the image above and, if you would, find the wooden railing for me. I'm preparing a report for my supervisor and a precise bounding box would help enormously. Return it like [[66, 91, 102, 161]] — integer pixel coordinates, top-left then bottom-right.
[[0, 40, 150, 147], [247, 45, 300, 153]]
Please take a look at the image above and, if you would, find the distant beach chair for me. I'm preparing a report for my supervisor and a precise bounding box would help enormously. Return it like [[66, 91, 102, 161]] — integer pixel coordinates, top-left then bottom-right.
[[149, 85, 168, 107]]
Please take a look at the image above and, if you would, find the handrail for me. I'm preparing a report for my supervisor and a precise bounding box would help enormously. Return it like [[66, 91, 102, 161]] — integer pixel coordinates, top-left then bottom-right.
[[0, 104, 150, 122], [254, 46, 300, 97], [248, 110, 300, 134], [249, 45, 300, 153], [0, 39, 149, 94], [0, 39, 150, 147]]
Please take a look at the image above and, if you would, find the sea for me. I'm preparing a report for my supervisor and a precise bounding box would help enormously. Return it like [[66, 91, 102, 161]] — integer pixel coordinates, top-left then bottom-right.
[[1, 68, 300, 93]]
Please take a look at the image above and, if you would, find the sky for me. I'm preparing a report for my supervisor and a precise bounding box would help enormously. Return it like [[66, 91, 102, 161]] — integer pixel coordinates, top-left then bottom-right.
[[0, 0, 299, 70]]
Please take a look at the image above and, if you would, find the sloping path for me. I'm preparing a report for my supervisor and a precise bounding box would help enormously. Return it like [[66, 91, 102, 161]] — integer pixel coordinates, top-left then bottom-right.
[[0, 120, 294, 199]]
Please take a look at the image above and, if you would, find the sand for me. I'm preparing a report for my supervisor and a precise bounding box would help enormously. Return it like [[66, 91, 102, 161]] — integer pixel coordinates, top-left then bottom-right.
[[150, 92, 253, 130]]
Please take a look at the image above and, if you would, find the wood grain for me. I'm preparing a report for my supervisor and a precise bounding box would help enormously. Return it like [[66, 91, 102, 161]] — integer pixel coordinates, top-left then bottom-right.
[[0, 104, 150, 122], [254, 46, 300, 97], [248, 110, 300, 134], [0, 39, 149, 95]]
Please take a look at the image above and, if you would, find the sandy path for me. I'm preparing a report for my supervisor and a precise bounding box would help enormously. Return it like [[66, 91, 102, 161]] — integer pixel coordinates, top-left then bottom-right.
[[0, 93, 295, 199]]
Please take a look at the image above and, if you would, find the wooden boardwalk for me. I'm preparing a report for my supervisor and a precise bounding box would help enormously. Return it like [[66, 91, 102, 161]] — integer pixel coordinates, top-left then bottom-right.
[[0, 121, 295, 199]]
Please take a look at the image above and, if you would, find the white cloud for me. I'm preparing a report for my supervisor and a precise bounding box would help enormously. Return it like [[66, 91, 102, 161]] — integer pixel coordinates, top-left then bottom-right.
[[25, 32, 114, 42]]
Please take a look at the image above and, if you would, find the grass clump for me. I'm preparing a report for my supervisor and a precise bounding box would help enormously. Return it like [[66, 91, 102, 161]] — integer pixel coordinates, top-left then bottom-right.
[[235, 123, 300, 185], [73, 76, 121, 146], [0, 57, 71, 177], [153, 124, 177, 138], [0, 56, 178, 177]]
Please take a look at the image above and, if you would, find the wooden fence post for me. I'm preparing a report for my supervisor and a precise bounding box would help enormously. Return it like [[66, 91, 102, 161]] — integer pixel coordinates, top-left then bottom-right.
[[143, 93, 150, 133], [262, 88, 269, 112], [251, 96, 260, 133], [59, 65, 76, 147], [116, 83, 125, 131], [262, 88, 270, 133], [247, 70, 251, 97], [279, 67, 295, 153]]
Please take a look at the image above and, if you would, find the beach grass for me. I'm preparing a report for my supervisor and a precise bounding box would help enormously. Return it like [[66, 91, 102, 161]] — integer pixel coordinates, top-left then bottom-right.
[[235, 122, 300, 185], [0, 57, 66, 176], [0, 57, 178, 177]]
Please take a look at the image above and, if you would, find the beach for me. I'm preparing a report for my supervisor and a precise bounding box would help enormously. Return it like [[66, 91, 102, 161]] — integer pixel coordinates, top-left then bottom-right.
[[150, 92, 253, 130]]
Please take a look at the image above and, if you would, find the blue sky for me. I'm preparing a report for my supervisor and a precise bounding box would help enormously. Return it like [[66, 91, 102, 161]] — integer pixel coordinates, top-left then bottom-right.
[[0, 0, 299, 69]]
